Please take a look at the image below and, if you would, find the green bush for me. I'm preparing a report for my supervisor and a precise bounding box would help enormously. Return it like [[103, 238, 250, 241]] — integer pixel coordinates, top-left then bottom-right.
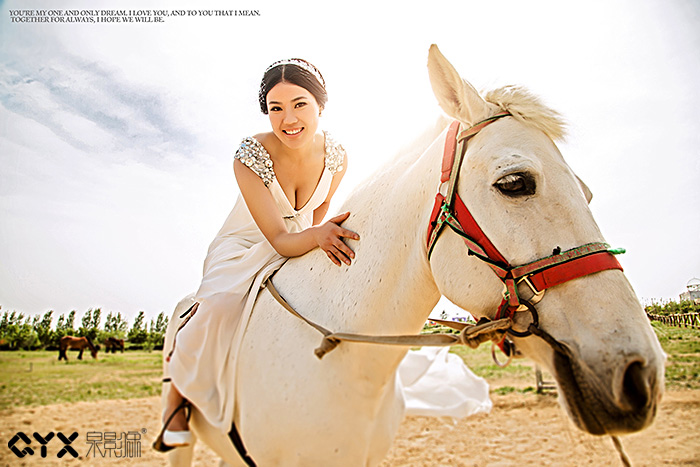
[[645, 300, 700, 316], [0, 311, 40, 350]]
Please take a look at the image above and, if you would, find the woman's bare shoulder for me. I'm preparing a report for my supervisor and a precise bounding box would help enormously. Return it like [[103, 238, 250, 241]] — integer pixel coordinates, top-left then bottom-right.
[[252, 131, 275, 146]]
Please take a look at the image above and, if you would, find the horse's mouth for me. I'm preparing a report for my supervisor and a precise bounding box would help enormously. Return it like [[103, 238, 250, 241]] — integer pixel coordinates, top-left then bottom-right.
[[553, 349, 660, 435]]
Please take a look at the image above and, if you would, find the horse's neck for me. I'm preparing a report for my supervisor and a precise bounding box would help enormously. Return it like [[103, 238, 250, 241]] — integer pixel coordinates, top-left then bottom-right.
[[272, 124, 448, 369], [345, 139, 447, 330]]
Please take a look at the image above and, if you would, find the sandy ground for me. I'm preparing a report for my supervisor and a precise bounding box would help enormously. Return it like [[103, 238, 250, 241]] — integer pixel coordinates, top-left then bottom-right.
[[0, 390, 698, 466]]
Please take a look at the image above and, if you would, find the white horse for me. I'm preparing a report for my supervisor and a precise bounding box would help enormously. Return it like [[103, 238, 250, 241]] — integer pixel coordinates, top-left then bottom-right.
[[162, 44, 665, 466]]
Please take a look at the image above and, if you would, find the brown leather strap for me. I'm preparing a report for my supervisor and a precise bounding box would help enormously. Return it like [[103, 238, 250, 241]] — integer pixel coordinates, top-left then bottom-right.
[[265, 279, 511, 359]]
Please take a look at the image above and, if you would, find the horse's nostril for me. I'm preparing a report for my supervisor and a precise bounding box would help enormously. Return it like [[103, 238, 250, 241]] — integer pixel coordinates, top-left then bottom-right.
[[621, 361, 651, 411]]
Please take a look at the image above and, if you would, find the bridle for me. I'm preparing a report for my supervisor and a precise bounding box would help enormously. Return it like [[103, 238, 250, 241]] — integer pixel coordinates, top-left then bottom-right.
[[426, 115, 625, 357]]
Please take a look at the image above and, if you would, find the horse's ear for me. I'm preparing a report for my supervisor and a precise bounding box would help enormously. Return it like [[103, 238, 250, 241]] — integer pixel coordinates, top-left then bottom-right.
[[575, 174, 593, 204], [427, 44, 495, 125]]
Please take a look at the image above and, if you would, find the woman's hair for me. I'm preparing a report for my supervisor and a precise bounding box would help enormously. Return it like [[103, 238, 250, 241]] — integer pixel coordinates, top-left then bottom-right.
[[259, 58, 327, 114]]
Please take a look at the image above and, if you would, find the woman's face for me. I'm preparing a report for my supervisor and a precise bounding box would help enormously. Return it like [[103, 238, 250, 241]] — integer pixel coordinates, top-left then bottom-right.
[[266, 81, 321, 150]]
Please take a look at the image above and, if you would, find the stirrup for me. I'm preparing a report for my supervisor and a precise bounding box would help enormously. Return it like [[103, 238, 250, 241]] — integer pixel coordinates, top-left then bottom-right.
[[152, 399, 192, 453]]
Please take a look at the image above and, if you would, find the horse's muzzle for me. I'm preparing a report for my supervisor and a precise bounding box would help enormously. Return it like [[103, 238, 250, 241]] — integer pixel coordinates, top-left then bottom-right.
[[553, 349, 662, 435]]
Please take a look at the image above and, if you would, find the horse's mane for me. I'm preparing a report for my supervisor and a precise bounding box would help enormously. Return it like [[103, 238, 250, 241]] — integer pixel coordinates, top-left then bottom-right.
[[484, 85, 567, 141], [386, 85, 567, 167], [345, 86, 565, 205]]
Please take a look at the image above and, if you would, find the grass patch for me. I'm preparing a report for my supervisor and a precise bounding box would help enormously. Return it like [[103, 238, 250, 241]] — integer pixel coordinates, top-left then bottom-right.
[[450, 343, 546, 391], [651, 322, 700, 389], [0, 322, 697, 409], [0, 350, 162, 410], [493, 386, 517, 395]]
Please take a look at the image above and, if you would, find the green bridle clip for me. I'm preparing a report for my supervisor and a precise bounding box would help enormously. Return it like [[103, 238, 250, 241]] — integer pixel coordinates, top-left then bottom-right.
[[607, 247, 626, 255]]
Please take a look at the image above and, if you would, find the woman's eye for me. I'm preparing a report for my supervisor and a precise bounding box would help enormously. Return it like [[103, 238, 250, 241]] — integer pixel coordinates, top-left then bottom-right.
[[295, 102, 307, 108], [494, 173, 536, 197], [269, 106, 282, 112]]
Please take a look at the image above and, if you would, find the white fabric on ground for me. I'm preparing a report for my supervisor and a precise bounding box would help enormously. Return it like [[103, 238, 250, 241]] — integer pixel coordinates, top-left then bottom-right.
[[398, 346, 492, 418]]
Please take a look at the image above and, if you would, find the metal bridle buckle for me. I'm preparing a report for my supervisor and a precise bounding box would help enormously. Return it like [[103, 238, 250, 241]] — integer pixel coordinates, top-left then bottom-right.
[[517, 276, 545, 306]]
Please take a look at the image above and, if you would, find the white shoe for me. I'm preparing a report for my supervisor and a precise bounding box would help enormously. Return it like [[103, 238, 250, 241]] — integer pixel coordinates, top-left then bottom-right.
[[162, 429, 193, 447], [153, 399, 192, 453]]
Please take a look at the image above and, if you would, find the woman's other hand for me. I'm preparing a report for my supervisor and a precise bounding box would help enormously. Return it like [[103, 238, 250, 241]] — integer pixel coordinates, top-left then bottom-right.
[[313, 212, 359, 266]]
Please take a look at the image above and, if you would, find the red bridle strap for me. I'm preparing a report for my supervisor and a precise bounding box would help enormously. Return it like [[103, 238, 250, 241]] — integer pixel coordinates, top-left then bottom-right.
[[427, 117, 510, 259], [494, 243, 623, 314]]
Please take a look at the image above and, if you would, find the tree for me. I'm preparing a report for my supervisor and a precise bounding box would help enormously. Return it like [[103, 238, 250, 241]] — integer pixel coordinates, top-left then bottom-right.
[[32, 310, 55, 349], [0, 311, 38, 350], [147, 312, 169, 349], [128, 311, 148, 344], [66, 310, 76, 331], [104, 311, 128, 337], [80, 309, 93, 332], [54, 310, 77, 345], [91, 308, 102, 330], [99, 311, 129, 344], [78, 308, 101, 341]]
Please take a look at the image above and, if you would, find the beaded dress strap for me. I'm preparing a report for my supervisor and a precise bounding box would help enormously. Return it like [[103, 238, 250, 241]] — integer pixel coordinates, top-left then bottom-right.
[[234, 137, 275, 187], [323, 131, 345, 175]]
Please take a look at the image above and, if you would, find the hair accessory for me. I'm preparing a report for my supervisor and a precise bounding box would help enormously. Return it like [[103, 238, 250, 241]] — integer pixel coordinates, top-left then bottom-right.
[[265, 58, 326, 88]]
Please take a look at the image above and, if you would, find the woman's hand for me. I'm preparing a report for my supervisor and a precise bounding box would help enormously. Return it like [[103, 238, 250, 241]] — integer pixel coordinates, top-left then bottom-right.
[[313, 212, 359, 266]]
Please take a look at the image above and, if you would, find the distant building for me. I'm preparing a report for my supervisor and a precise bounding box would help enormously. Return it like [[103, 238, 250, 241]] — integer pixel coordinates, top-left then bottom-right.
[[679, 278, 700, 304]]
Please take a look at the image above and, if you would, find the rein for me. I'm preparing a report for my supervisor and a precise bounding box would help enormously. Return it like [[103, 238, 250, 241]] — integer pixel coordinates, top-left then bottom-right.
[[265, 277, 512, 359]]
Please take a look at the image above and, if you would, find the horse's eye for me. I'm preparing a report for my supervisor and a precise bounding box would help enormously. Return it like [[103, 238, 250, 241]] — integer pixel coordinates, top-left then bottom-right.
[[494, 173, 536, 197]]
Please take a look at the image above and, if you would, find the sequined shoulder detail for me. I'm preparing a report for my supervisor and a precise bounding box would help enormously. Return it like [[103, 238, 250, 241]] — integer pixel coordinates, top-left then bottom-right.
[[323, 131, 346, 175], [234, 137, 275, 187]]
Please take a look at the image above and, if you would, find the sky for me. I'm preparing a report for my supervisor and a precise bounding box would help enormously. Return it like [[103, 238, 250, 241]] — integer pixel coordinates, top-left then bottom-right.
[[1, 0, 699, 325]]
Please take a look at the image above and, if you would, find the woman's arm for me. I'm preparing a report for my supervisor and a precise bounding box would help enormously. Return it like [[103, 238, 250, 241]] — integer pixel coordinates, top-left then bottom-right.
[[234, 159, 358, 266]]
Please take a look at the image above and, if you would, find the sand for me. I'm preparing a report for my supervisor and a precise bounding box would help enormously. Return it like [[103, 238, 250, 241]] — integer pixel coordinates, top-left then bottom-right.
[[1, 390, 698, 466]]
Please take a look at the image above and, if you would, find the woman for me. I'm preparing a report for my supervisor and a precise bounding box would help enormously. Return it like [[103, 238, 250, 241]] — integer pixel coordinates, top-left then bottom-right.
[[154, 58, 359, 451]]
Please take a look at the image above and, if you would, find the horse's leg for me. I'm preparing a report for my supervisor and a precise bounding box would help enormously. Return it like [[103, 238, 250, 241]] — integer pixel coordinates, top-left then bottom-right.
[[188, 411, 245, 466], [78, 348, 83, 360]]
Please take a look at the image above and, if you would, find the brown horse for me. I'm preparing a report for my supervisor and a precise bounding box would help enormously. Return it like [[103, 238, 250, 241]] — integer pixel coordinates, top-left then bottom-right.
[[58, 336, 99, 360], [104, 336, 125, 353]]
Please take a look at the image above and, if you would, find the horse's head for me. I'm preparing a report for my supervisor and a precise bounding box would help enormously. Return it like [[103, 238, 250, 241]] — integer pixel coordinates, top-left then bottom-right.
[[425, 45, 664, 435], [87, 337, 99, 359]]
